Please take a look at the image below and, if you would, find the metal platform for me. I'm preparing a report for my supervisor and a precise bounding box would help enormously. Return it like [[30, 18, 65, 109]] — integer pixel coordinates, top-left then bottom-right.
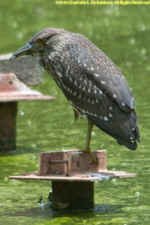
[[0, 73, 55, 102], [9, 150, 136, 211], [10, 150, 136, 181]]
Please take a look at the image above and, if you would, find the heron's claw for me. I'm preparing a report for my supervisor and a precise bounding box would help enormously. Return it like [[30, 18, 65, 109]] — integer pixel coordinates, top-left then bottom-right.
[[81, 149, 98, 165]]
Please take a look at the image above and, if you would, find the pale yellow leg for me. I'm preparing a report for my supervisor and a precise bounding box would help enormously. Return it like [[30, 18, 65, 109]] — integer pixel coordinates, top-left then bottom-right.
[[82, 120, 97, 164]]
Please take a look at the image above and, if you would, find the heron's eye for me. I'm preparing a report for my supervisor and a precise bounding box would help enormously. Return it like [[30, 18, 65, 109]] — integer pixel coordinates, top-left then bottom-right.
[[38, 38, 45, 44]]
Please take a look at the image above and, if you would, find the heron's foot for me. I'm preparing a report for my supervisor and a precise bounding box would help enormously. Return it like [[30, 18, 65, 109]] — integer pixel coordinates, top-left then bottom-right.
[[81, 149, 98, 165]]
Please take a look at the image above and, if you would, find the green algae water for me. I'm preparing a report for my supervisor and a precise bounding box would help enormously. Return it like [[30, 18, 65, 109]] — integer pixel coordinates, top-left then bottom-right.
[[0, 1, 150, 224]]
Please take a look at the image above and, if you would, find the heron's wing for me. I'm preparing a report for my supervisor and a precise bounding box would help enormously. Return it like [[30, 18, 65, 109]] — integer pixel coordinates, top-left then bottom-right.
[[65, 41, 135, 113], [60, 55, 140, 149], [61, 62, 140, 150], [54, 37, 140, 149]]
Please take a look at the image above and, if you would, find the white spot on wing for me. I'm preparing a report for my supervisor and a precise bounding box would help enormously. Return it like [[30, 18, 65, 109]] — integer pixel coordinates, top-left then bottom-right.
[[69, 77, 73, 82], [78, 94, 81, 99], [94, 73, 99, 77], [57, 72, 62, 78], [108, 113, 113, 118], [88, 88, 91, 93], [74, 80, 78, 86], [73, 91, 76, 96], [101, 81, 106, 85], [104, 116, 109, 121], [113, 93, 117, 98]]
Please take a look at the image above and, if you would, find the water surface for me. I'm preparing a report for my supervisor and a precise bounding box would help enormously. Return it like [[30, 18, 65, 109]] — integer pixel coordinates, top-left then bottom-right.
[[0, 1, 150, 224]]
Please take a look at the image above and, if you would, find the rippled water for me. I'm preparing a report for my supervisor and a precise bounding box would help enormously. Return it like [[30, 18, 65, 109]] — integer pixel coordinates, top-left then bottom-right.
[[0, 1, 150, 224]]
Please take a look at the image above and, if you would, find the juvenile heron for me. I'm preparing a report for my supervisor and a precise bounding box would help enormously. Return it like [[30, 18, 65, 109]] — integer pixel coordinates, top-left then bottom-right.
[[10, 28, 140, 163]]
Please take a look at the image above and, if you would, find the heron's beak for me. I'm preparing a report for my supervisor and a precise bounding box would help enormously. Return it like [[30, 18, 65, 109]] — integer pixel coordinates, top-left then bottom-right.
[[9, 43, 34, 61]]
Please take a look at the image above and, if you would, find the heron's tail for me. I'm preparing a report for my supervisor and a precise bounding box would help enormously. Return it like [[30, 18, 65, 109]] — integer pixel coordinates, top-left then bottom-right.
[[87, 109, 140, 150]]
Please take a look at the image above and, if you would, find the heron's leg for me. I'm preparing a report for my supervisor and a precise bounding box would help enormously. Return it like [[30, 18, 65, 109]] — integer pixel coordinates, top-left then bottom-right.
[[74, 109, 79, 122], [82, 120, 97, 164], [84, 120, 94, 151]]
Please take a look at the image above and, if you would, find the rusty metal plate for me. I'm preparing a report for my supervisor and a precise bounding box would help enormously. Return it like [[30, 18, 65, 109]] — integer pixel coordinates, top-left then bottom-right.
[[0, 73, 55, 102], [9, 150, 136, 182], [38, 150, 107, 176], [9, 170, 136, 182]]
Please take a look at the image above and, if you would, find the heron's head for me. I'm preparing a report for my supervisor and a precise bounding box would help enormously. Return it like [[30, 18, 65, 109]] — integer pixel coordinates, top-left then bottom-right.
[[9, 28, 68, 60]]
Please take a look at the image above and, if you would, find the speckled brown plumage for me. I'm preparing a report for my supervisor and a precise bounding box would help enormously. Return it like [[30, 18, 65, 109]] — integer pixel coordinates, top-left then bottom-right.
[[10, 28, 140, 153]]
